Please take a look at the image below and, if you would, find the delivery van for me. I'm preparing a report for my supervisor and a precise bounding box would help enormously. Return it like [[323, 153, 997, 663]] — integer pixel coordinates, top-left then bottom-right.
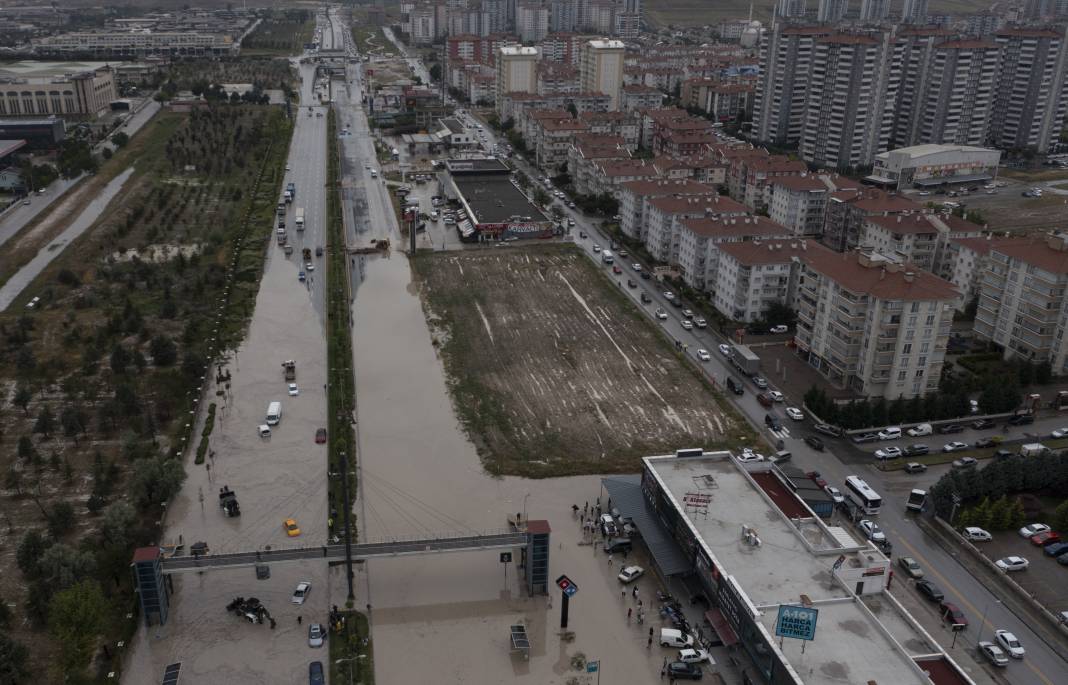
[[266, 401, 282, 426]]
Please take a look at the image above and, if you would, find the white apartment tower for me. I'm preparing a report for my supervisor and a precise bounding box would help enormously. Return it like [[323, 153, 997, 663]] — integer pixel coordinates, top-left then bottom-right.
[[753, 25, 830, 146], [858, 0, 890, 20], [817, 0, 849, 22], [580, 39, 625, 110], [777, 0, 807, 18], [989, 27, 1068, 152], [914, 39, 1000, 146], [516, 2, 549, 42], [800, 31, 899, 169], [496, 45, 539, 105], [901, 0, 929, 23]]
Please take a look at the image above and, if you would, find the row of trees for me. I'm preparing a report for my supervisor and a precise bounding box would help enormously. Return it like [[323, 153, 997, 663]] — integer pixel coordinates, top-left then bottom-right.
[[929, 450, 1068, 521], [955, 496, 1027, 532]]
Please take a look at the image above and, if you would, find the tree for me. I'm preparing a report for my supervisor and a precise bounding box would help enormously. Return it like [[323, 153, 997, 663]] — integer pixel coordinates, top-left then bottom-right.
[[16, 530, 49, 577], [100, 501, 137, 548], [15, 346, 35, 373], [988, 496, 1011, 530], [12, 384, 32, 414], [1054, 499, 1068, 533], [5, 467, 22, 495], [129, 455, 186, 510], [61, 405, 87, 443], [0, 634, 29, 684], [47, 501, 75, 539], [37, 543, 94, 589], [110, 343, 130, 374], [33, 406, 55, 437], [49, 581, 107, 679], [16, 436, 34, 461], [150, 334, 178, 366], [110, 131, 129, 147]]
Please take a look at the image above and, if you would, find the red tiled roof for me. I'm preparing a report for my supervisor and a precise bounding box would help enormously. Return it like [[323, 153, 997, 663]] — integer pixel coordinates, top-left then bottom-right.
[[620, 179, 717, 196], [681, 216, 793, 241], [718, 238, 820, 265], [648, 194, 748, 214], [541, 119, 589, 132], [820, 33, 879, 46], [865, 213, 941, 235], [802, 250, 959, 301], [831, 188, 922, 214], [990, 236, 1068, 275], [938, 39, 998, 50], [949, 236, 998, 256], [747, 156, 807, 175], [772, 175, 827, 192], [997, 28, 1061, 38], [598, 159, 659, 177], [782, 26, 832, 36]]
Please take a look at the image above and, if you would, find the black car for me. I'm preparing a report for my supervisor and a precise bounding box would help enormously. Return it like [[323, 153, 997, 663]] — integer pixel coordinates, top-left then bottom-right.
[[804, 435, 825, 451], [814, 423, 842, 437], [992, 449, 1015, 459], [852, 433, 879, 444], [916, 580, 944, 602], [1008, 413, 1035, 426], [627, 279, 637, 288], [667, 662, 703, 681], [726, 377, 744, 395], [972, 419, 996, 430], [938, 424, 964, 434], [974, 437, 997, 449], [640, 292, 652, 303], [640, 271, 651, 280], [309, 661, 325, 685], [902, 444, 929, 457]]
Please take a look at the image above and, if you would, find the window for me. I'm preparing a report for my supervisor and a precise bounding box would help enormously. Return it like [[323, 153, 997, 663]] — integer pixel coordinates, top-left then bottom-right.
[[925, 315, 935, 325], [911, 302, 920, 313], [906, 330, 915, 340], [915, 369, 924, 378], [901, 357, 910, 367], [923, 328, 931, 338], [902, 344, 912, 354], [898, 370, 907, 381], [920, 342, 930, 353], [908, 316, 917, 326], [918, 356, 927, 366]]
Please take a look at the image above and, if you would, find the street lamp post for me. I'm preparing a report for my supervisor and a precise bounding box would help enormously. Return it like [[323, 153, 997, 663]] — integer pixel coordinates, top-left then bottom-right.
[[335, 657, 357, 685], [976, 599, 1000, 646]]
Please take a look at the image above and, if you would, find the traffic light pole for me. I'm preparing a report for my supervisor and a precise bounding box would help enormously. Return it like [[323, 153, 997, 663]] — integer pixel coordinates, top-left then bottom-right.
[[560, 591, 569, 629]]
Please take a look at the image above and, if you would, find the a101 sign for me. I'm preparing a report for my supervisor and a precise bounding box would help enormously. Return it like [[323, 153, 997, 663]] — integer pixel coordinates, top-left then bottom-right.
[[775, 605, 819, 641]]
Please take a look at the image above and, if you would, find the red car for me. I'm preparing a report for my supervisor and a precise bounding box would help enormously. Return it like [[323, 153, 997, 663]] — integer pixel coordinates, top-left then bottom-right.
[[940, 602, 968, 628], [1031, 531, 1062, 547], [612, 265, 622, 274], [756, 393, 774, 408], [315, 428, 327, 444]]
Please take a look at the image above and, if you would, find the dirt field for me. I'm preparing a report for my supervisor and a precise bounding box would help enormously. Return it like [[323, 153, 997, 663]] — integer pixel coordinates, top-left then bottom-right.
[[411, 245, 754, 477]]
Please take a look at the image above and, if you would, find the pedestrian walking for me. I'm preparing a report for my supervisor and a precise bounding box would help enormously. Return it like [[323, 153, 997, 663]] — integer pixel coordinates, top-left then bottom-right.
[[622, 589, 626, 600], [648, 634, 653, 648], [297, 615, 302, 625], [608, 553, 613, 566], [632, 586, 639, 600], [627, 607, 632, 623]]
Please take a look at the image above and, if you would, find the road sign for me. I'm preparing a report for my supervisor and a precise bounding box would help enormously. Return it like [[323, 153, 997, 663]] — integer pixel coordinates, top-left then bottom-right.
[[555, 574, 579, 597], [775, 605, 819, 641], [586, 660, 599, 673], [500, 552, 512, 563]]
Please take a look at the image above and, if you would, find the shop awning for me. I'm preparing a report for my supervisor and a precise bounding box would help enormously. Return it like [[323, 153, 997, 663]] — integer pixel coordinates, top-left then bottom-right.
[[601, 476, 691, 576], [704, 608, 739, 647]]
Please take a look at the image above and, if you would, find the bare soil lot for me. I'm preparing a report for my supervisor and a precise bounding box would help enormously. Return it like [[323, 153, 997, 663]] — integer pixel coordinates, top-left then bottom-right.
[[411, 245, 754, 477]]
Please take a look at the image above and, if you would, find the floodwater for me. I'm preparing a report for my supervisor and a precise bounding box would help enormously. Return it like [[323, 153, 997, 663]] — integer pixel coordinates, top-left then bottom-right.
[[352, 250, 695, 684]]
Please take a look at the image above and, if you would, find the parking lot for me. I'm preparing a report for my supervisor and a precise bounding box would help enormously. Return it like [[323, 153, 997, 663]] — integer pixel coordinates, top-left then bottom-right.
[[968, 525, 1068, 618], [410, 244, 755, 476]]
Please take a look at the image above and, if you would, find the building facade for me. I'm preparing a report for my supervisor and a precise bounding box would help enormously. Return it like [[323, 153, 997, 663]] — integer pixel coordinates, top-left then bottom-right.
[[496, 45, 539, 106], [0, 65, 116, 118], [579, 39, 625, 110]]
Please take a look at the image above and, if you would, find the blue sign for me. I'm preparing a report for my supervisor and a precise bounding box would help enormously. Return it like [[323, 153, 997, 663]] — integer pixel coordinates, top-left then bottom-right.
[[555, 574, 579, 597], [586, 661, 599, 673], [775, 605, 819, 641]]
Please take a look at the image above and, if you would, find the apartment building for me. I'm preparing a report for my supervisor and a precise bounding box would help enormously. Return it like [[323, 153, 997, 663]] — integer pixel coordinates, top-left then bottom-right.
[[974, 233, 1068, 371], [643, 194, 747, 264], [679, 217, 794, 291], [891, 27, 954, 149], [568, 133, 630, 192], [711, 239, 808, 323], [909, 39, 1000, 147], [859, 0, 891, 20], [989, 27, 1068, 152], [583, 158, 660, 197], [579, 39, 625, 110], [859, 211, 983, 273], [823, 187, 925, 252], [618, 179, 719, 240], [579, 110, 639, 149], [34, 30, 235, 56], [801, 32, 898, 170], [620, 85, 665, 112], [768, 175, 831, 237], [941, 235, 998, 311], [741, 155, 808, 211], [753, 25, 829, 147], [902, 0, 930, 22], [537, 61, 580, 95], [795, 250, 958, 399], [516, 2, 549, 42], [495, 45, 539, 106], [533, 116, 589, 168]]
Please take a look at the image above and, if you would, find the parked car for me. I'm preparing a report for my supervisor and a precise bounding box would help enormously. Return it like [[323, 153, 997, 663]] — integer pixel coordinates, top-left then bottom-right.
[[979, 641, 1009, 667], [1019, 523, 1050, 537], [315, 428, 327, 444], [666, 661, 703, 680], [940, 601, 967, 627], [875, 446, 901, 460], [292, 581, 312, 604], [937, 424, 964, 434], [813, 423, 842, 437], [284, 519, 302, 536], [859, 519, 886, 543], [1030, 531, 1062, 547], [995, 556, 1029, 572], [659, 628, 695, 648], [1042, 541, 1068, 558], [943, 443, 969, 454], [877, 427, 902, 440], [916, 580, 944, 602], [824, 485, 844, 504], [907, 424, 933, 437], [309, 661, 325, 685], [1008, 413, 1035, 426], [307, 622, 326, 648], [972, 419, 997, 430], [994, 629, 1025, 659], [902, 444, 930, 457], [1051, 427, 1068, 438], [804, 435, 825, 451], [897, 556, 924, 579], [769, 325, 789, 334], [676, 648, 711, 664], [962, 527, 992, 541], [617, 565, 644, 583], [852, 433, 879, 444], [974, 437, 998, 449], [904, 462, 928, 474]]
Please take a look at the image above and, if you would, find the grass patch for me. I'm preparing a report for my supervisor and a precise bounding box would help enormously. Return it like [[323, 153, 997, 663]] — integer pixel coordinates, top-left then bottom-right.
[[241, 10, 314, 57], [194, 402, 217, 465], [999, 168, 1068, 183], [329, 610, 374, 685]]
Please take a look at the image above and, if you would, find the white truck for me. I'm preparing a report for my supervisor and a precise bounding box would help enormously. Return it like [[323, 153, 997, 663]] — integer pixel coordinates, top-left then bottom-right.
[[295, 207, 305, 230], [601, 249, 614, 265]]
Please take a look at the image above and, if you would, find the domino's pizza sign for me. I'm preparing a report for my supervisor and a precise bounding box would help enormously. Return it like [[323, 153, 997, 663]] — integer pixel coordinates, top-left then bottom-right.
[[555, 574, 578, 597], [775, 605, 818, 641]]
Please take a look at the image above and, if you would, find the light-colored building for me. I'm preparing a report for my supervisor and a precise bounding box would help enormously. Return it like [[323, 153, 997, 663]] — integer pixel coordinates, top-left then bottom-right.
[[495, 45, 539, 107], [822, 187, 924, 253], [796, 250, 958, 399], [711, 239, 808, 322], [579, 39, 625, 111], [867, 144, 1001, 191], [859, 211, 983, 274], [817, 0, 849, 21], [0, 63, 116, 118], [678, 216, 793, 291], [34, 30, 235, 56], [618, 179, 719, 241], [940, 235, 997, 311], [902, 0, 930, 22], [859, 0, 890, 20], [643, 194, 748, 265], [516, 2, 549, 43], [754, 25, 829, 147], [974, 233, 1068, 371], [768, 175, 830, 237], [990, 27, 1068, 152]]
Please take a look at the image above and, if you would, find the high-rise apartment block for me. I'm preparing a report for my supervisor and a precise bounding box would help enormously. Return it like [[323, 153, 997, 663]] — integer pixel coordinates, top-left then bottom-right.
[[516, 2, 550, 42], [579, 39, 625, 110], [901, 0, 929, 23], [817, 0, 849, 22], [989, 28, 1068, 151], [496, 45, 539, 102], [858, 0, 890, 21]]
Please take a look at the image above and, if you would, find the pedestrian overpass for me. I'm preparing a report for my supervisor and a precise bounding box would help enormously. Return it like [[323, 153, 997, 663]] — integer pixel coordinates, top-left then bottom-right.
[[131, 520, 551, 626]]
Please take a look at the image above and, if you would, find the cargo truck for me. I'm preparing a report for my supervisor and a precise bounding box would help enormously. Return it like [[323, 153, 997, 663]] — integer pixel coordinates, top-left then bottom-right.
[[295, 207, 305, 230], [729, 344, 760, 377], [906, 489, 927, 512]]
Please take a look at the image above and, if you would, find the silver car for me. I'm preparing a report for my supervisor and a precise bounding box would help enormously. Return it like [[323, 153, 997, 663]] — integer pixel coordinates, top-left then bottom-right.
[[308, 623, 326, 648]]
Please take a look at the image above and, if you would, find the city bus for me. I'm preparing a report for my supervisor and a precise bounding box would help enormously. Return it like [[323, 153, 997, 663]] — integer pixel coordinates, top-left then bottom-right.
[[844, 476, 882, 516]]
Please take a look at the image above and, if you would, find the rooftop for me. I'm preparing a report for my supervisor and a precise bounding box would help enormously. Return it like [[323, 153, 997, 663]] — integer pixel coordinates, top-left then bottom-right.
[[878, 143, 1000, 162], [648, 193, 747, 215], [802, 250, 959, 301], [0, 60, 113, 80], [990, 234, 1068, 275], [865, 213, 941, 235], [587, 39, 624, 50], [444, 157, 510, 175], [499, 45, 539, 57], [831, 188, 922, 214], [682, 216, 794, 242], [453, 175, 548, 225], [619, 178, 717, 197], [772, 175, 828, 192]]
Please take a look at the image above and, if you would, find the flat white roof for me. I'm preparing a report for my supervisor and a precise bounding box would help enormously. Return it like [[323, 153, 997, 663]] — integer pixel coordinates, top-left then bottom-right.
[[499, 46, 539, 56]]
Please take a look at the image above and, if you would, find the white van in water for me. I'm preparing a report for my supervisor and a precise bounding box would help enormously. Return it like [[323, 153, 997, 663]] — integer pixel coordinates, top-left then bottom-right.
[[266, 401, 282, 426]]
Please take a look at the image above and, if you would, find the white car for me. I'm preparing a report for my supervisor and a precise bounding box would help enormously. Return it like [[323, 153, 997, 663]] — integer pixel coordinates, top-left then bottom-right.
[[736, 451, 765, 463], [785, 407, 804, 421], [677, 648, 711, 664], [288, 383, 300, 396], [306, 262, 315, 271], [308, 622, 326, 648], [995, 556, 1029, 572], [1018, 523, 1050, 538], [656, 308, 669, 320], [941, 441, 968, 453], [769, 391, 784, 402], [859, 519, 886, 543], [1052, 427, 1068, 438], [617, 565, 644, 583], [769, 325, 789, 334], [824, 486, 844, 504], [593, 245, 601, 253], [994, 630, 1025, 659], [694, 318, 707, 329], [875, 446, 901, 460], [979, 641, 1009, 667], [696, 349, 711, 362], [632, 262, 642, 271], [681, 320, 693, 330], [962, 527, 991, 541], [718, 344, 731, 356], [292, 581, 312, 604]]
